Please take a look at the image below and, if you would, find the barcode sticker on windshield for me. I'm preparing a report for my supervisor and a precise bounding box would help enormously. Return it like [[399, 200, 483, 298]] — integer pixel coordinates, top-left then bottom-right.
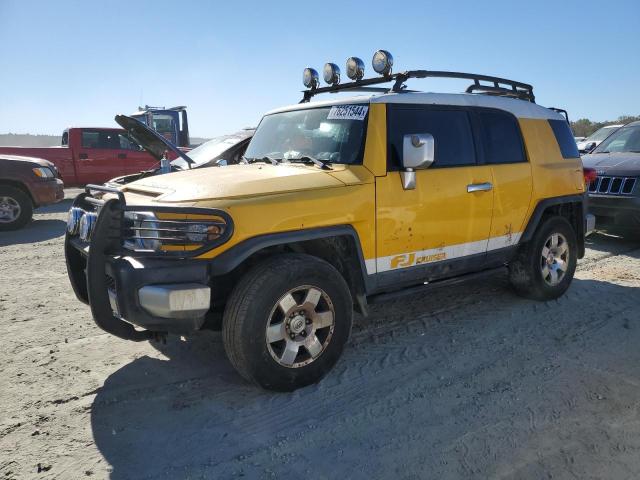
[[327, 105, 369, 121]]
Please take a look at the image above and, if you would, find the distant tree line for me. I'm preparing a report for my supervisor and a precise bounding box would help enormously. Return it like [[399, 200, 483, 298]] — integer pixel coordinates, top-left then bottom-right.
[[571, 115, 640, 137]]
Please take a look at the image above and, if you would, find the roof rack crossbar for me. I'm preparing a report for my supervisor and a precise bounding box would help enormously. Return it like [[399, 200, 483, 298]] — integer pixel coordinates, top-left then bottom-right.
[[301, 70, 535, 103]]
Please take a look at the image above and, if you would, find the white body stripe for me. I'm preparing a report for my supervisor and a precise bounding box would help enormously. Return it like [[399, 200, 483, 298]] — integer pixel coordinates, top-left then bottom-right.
[[364, 232, 522, 275]]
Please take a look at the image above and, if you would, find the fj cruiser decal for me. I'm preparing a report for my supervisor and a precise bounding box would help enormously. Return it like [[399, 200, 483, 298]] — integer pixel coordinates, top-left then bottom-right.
[[390, 252, 447, 269], [327, 105, 369, 121]]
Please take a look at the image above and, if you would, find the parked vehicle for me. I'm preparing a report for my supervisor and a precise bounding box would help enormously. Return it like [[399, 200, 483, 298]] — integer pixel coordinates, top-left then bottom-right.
[[0, 128, 160, 186], [65, 51, 593, 391], [574, 136, 586, 143], [0, 154, 64, 230], [106, 115, 254, 186], [577, 124, 622, 153], [582, 121, 640, 234], [130, 105, 191, 147]]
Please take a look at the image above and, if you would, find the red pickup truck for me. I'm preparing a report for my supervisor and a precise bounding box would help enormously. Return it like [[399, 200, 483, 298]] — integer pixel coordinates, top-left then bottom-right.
[[0, 127, 159, 186]]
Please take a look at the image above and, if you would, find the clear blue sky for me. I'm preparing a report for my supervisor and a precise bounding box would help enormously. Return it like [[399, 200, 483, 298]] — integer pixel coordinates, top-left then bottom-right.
[[0, 0, 638, 137]]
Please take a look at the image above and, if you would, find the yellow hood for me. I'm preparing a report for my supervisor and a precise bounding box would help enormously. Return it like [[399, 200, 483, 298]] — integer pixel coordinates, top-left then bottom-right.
[[122, 163, 357, 203]]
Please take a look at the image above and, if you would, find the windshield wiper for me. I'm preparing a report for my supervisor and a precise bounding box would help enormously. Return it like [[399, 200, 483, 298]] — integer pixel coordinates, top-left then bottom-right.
[[288, 156, 333, 170], [241, 156, 280, 166]]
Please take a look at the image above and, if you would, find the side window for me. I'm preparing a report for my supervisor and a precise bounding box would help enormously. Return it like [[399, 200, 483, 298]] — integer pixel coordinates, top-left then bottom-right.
[[81, 131, 100, 148], [476, 110, 526, 164], [100, 132, 121, 149], [388, 107, 476, 169], [548, 119, 580, 159], [118, 133, 141, 151], [61, 131, 69, 147]]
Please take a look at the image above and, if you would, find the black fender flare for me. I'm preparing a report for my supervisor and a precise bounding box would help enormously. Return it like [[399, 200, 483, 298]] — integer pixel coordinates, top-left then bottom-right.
[[520, 194, 586, 258], [207, 225, 372, 292]]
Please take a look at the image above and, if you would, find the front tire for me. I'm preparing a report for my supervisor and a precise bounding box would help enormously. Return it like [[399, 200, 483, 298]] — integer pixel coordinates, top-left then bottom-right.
[[222, 254, 353, 391], [0, 186, 33, 231], [509, 216, 578, 301]]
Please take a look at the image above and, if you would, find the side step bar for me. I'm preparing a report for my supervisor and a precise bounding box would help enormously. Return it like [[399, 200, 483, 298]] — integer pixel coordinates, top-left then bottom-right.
[[367, 266, 508, 305]]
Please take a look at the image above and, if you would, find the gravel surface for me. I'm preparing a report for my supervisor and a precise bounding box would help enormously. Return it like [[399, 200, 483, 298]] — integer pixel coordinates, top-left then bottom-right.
[[1, 190, 640, 479]]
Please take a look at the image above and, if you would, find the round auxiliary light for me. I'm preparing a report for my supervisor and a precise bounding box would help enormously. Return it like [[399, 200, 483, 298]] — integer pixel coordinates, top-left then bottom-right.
[[323, 63, 341, 85], [346, 56, 365, 80], [66, 207, 84, 235], [79, 212, 97, 242], [372, 49, 393, 76], [302, 67, 320, 89]]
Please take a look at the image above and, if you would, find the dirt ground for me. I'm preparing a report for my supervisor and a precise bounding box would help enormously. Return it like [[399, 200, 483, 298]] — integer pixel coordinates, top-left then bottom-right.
[[2, 189, 640, 480]]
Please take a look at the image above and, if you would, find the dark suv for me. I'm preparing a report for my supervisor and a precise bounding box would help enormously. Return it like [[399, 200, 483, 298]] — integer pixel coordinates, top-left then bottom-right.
[[582, 121, 640, 234]]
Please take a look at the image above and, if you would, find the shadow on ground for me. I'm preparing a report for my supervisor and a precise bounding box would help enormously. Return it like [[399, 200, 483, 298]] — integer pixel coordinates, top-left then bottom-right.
[[585, 231, 640, 254], [36, 197, 73, 214], [0, 219, 66, 246], [89, 275, 640, 479]]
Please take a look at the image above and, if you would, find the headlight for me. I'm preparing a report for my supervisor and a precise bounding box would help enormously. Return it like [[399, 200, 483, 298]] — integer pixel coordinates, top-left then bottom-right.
[[123, 211, 229, 252], [32, 167, 54, 178], [323, 63, 340, 85], [372, 49, 393, 76]]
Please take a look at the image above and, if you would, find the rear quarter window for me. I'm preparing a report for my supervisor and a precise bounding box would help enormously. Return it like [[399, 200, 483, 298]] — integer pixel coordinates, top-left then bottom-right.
[[548, 119, 580, 159], [475, 110, 526, 164]]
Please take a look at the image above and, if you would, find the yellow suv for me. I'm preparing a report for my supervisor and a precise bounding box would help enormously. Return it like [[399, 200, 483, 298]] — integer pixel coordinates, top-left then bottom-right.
[[65, 51, 593, 391]]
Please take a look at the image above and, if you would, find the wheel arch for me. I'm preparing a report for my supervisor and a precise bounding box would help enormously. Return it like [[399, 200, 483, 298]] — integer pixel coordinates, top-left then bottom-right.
[[0, 180, 35, 206], [520, 195, 586, 258], [208, 226, 371, 314]]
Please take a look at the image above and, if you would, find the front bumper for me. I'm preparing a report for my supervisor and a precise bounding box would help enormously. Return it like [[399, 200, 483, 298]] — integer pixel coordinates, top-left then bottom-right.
[[64, 186, 232, 341], [31, 178, 64, 207], [587, 194, 640, 228]]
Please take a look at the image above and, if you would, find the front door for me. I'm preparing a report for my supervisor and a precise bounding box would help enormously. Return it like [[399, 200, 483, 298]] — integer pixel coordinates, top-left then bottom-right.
[[375, 106, 494, 288]]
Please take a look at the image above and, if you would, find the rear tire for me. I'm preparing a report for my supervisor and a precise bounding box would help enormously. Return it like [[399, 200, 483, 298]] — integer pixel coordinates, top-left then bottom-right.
[[222, 254, 353, 391], [0, 186, 33, 231], [509, 216, 577, 301]]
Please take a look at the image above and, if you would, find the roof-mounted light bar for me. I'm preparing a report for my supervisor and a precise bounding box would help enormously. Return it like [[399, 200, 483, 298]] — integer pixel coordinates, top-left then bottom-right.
[[300, 50, 535, 104]]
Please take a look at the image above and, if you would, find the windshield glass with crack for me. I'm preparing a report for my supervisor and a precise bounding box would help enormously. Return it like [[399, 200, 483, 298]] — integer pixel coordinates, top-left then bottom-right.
[[244, 105, 369, 165]]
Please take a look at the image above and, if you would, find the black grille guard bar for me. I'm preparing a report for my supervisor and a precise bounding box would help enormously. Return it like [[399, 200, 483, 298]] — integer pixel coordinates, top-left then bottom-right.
[[82, 184, 234, 258], [65, 185, 233, 341]]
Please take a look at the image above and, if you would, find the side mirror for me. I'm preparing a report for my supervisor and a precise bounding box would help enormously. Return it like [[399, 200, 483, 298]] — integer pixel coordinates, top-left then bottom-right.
[[215, 159, 228, 166], [401, 133, 435, 190], [580, 142, 596, 154]]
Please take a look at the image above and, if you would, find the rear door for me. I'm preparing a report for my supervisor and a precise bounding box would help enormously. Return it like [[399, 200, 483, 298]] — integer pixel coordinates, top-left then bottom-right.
[[374, 105, 494, 288], [115, 132, 158, 174], [472, 109, 532, 255], [75, 129, 120, 184]]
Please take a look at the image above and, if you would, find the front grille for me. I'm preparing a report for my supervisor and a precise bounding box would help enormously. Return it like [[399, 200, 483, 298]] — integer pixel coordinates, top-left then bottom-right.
[[589, 176, 637, 195]]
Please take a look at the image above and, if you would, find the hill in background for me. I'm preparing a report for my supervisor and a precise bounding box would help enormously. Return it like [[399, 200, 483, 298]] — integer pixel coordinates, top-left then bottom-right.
[[0, 133, 210, 148]]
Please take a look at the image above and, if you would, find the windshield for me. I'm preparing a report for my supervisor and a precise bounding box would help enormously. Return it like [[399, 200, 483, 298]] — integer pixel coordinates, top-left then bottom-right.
[[244, 105, 368, 165], [585, 126, 620, 143], [593, 124, 640, 153], [171, 132, 252, 169]]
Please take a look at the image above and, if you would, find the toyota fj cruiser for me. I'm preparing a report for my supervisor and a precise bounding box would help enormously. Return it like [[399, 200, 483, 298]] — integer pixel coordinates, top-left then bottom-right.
[[65, 51, 594, 391]]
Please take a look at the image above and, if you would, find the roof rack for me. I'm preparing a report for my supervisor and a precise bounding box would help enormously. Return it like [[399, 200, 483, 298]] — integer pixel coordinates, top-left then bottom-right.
[[548, 107, 570, 123], [300, 70, 535, 104]]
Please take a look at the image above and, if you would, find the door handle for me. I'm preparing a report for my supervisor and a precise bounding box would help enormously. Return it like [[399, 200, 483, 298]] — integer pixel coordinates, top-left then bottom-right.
[[467, 182, 493, 193], [78, 153, 88, 160], [118, 153, 127, 159]]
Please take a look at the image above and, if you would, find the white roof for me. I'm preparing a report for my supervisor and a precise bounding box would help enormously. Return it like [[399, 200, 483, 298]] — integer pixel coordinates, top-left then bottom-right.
[[267, 92, 564, 121]]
